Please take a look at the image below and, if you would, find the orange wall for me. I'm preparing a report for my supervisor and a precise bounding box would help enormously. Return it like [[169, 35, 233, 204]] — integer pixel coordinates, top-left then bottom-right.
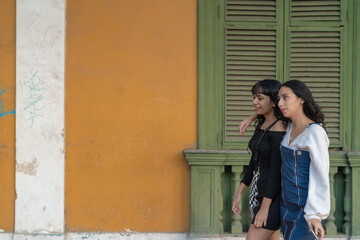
[[0, 0, 15, 231], [65, 0, 197, 232]]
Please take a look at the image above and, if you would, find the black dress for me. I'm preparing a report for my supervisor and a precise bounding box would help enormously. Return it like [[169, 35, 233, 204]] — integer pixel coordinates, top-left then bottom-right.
[[241, 128, 286, 230]]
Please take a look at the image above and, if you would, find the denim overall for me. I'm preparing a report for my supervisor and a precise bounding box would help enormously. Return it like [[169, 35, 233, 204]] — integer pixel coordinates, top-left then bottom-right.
[[280, 145, 317, 240]]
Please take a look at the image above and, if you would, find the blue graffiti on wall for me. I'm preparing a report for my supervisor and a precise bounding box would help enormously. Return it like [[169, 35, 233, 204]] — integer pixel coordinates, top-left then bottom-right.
[[0, 88, 15, 119], [21, 69, 44, 127]]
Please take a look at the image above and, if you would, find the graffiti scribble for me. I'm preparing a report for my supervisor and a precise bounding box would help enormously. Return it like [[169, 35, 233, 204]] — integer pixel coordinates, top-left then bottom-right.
[[21, 69, 45, 127]]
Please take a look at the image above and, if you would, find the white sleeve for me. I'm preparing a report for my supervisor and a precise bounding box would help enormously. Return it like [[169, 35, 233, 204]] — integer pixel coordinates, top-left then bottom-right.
[[304, 125, 330, 221]]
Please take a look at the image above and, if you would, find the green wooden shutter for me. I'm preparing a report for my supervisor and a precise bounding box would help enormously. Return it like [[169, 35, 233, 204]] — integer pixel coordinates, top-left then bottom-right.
[[291, 0, 341, 21], [287, 29, 341, 146], [225, 28, 277, 141], [285, 0, 344, 148], [223, 0, 282, 149], [226, 0, 277, 21], [219, 0, 345, 149]]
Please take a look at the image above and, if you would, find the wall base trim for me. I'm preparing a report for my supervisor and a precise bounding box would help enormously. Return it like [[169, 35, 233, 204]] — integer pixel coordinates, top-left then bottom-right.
[[0, 233, 188, 240], [189, 234, 349, 240], [0, 233, 351, 240]]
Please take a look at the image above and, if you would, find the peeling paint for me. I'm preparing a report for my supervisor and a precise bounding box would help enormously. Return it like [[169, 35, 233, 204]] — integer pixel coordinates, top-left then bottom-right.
[[16, 158, 39, 175]]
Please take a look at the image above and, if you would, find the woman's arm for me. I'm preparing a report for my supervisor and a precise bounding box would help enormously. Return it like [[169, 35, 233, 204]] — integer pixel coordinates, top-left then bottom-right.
[[232, 182, 247, 215], [241, 155, 255, 187], [304, 125, 330, 221], [239, 113, 257, 135], [232, 154, 256, 215], [304, 125, 330, 240]]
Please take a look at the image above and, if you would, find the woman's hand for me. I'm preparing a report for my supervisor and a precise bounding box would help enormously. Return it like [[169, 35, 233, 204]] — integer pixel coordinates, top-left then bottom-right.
[[307, 218, 324, 240], [254, 205, 269, 228], [239, 114, 257, 135], [232, 183, 247, 215], [232, 195, 242, 215]]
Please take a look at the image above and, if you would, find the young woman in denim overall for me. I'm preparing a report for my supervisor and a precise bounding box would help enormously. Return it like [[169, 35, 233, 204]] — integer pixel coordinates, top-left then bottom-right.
[[277, 80, 330, 240]]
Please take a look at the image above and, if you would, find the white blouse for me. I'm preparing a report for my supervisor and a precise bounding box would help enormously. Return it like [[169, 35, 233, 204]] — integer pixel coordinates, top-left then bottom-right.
[[281, 122, 330, 221]]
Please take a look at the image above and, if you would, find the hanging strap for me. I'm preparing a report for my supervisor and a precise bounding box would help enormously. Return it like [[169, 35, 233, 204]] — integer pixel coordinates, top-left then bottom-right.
[[253, 119, 279, 171]]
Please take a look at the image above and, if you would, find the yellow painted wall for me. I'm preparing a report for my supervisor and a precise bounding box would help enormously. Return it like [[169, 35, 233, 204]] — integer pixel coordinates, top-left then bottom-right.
[[0, 0, 15, 231], [65, 0, 197, 232]]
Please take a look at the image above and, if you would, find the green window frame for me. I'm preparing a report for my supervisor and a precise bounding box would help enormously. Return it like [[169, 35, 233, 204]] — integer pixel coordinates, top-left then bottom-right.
[[198, 0, 355, 151]]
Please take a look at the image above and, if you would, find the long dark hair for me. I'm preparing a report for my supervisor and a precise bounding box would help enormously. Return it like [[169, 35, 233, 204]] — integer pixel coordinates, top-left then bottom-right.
[[281, 80, 325, 128], [251, 79, 284, 129]]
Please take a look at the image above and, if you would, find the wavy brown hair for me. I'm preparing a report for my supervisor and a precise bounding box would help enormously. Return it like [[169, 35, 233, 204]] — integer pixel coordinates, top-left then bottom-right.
[[281, 80, 326, 129]]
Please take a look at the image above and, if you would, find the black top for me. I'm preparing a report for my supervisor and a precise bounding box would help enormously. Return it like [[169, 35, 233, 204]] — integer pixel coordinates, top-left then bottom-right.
[[241, 129, 286, 199]]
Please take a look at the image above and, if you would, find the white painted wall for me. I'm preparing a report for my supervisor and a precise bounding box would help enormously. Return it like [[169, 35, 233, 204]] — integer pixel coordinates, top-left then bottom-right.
[[15, 0, 65, 233]]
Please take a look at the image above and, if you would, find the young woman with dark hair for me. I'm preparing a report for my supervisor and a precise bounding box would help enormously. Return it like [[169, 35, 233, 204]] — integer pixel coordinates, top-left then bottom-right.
[[278, 80, 330, 240], [232, 79, 286, 240], [239, 80, 330, 240]]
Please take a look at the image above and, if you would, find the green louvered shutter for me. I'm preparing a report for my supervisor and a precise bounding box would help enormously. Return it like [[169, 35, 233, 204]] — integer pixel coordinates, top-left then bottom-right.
[[221, 0, 344, 149], [285, 0, 344, 148], [226, 0, 277, 21], [291, 0, 341, 21], [223, 0, 281, 149]]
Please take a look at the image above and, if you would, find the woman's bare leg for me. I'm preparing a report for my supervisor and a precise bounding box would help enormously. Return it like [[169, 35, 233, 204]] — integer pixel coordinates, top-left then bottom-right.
[[246, 224, 278, 240], [268, 230, 280, 240]]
